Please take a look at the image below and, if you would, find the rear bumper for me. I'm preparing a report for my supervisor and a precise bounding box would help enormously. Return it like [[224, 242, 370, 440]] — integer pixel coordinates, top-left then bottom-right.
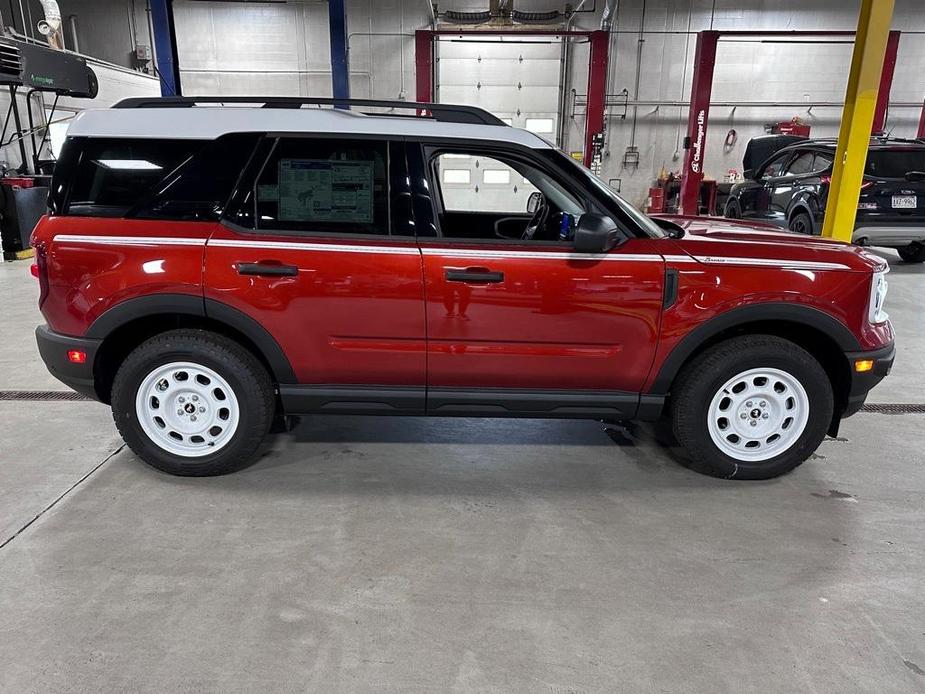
[[35, 325, 103, 401], [853, 220, 925, 247], [842, 343, 895, 418]]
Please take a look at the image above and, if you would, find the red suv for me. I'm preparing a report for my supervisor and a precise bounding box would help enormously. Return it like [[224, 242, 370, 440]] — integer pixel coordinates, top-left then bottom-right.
[[32, 97, 894, 480]]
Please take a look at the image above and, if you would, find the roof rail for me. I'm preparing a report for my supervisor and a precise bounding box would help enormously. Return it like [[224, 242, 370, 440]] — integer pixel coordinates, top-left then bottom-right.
[[111, 96, 507, 127]]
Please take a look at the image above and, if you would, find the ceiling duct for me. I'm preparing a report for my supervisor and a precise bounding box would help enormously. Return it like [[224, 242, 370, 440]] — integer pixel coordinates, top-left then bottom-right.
[[600, 0, 618, 30], [512, 9, 561, 23], [443, 9, 492, 23], [36, 0, 64, 50]]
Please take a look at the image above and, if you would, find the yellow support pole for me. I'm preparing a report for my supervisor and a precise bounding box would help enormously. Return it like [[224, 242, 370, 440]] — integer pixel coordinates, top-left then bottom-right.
[[822, 0, 895, 241]]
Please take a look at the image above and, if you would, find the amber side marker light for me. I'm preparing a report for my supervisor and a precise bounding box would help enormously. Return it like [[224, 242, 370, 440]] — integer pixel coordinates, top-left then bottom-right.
[[855, 359, 874, 373], [67, 350, 87, 364]]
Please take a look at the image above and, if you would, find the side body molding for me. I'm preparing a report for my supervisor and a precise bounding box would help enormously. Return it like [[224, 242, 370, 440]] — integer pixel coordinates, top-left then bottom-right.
[[85, 293, 297, 384], [649, 302, 862, 394]]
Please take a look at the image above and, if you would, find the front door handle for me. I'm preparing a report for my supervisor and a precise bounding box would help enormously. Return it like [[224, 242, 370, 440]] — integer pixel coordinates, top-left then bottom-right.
[[445, 268, 504, 283], [237, 262, 299, 277]]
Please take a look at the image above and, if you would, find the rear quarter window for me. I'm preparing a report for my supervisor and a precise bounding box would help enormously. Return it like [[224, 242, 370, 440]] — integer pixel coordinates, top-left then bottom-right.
[[54, 138, 203, 217]]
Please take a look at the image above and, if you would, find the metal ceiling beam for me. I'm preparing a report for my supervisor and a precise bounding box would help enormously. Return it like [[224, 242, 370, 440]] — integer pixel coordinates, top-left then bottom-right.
[[329, 0, 349, 103], [149, 0, 181, 96]]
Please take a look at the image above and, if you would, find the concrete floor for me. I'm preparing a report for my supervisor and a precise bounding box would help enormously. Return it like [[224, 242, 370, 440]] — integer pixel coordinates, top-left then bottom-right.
[[1, 251, 924, 693]]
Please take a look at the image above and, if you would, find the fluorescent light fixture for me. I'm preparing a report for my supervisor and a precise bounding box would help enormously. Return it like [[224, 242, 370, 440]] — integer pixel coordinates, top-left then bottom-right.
[[95, 159, 163, 170]]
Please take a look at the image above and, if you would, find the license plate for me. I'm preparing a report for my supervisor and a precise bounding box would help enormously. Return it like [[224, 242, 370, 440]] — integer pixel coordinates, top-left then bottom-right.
[[892, 195, 916, 209]]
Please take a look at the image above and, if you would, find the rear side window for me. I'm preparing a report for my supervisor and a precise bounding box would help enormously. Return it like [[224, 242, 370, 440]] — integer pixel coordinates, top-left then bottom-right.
[[865, 149, 925, 179], [252, 137, 390, 235], [785, 151, 814, 175], [56, 138, 203, 217]]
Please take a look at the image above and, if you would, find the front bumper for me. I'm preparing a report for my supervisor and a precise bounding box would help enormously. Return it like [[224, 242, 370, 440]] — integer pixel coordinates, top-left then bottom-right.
[[842, 343, 895, 418], [35, 325, 103, 401]]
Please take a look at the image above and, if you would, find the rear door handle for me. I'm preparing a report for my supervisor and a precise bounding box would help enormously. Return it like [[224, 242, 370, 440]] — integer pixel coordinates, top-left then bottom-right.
[[445, 268, 504, 283], [237, 262, 299, 277]]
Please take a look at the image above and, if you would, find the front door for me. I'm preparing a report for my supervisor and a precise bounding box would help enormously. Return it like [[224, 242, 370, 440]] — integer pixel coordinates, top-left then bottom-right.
[[411, 143, 665, 416], [205, 136, 427, 411]]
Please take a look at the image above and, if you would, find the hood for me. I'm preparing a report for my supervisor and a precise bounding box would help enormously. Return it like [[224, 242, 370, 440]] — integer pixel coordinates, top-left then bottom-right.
[[657, 215, 887, 273]]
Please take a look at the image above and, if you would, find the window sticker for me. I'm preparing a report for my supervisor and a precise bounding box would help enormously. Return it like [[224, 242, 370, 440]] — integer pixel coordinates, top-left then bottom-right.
[[277, 158, 374, 223]]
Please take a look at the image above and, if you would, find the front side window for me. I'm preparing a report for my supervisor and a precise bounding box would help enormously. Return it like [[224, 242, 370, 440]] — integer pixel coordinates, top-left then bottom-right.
[[431, 149, 585, 242], [762, 153, 790, 179], [253, 137, 389, 235]]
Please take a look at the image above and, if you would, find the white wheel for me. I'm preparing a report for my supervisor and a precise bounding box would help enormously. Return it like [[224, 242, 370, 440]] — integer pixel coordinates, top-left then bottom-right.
[[134, 361, 241, 457], [706, 367, 810, 462]]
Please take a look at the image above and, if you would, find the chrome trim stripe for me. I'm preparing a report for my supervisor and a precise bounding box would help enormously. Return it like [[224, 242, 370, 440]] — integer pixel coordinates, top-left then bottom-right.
[[50, 235, 853, 270], [209, 239, 419, 255], [53, 234, 207, 246], [420, 248, 660, 262]]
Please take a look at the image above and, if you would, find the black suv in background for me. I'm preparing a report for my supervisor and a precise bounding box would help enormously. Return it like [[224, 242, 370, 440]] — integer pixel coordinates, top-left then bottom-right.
[[725, 136, 925, 262]]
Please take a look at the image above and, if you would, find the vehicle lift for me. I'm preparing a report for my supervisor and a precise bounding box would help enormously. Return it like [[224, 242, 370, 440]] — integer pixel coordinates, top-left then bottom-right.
[[679, 0, 898, 243]]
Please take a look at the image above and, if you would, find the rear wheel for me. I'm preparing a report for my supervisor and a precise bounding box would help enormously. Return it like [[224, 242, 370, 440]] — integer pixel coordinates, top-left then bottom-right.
[[898, 242, 925, 263], [670, 335, 833, 480], [111, 330, 274, 476], [724, 202, 740, 219], [788, 210, 814, 236]]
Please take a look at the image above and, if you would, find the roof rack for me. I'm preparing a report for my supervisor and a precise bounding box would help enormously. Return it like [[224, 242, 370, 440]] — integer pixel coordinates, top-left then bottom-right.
[[111, 96, 507, 127]]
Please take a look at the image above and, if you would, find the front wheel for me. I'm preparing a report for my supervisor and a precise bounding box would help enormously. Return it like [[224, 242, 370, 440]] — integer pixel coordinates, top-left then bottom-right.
[[898, 242, 925, 263], [670, 335, 834, 480], [111, 330, 274, 476]]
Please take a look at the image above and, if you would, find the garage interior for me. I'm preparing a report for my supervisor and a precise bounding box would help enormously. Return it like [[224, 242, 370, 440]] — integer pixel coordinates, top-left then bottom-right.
[[1, 0, 925, 692]]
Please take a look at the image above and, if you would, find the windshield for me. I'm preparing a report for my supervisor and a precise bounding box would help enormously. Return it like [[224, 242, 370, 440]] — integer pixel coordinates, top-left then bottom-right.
[[541, 149, 667, 239], [865, 149, 925, 179]]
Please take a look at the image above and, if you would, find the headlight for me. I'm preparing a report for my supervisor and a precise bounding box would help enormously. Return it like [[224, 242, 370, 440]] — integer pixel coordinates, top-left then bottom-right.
[[868, 268, 889, 324]]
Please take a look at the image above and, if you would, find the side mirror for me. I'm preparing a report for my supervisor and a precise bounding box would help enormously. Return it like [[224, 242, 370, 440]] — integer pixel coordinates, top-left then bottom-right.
[[573, 213, 622, 253], [743, 168, 756, 181], [526, 191, 543, 214]]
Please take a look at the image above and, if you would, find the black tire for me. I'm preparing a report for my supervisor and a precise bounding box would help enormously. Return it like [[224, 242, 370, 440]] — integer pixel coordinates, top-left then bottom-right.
[[670, 335, 834, 480], [111, 329, 274, 476], [724, 202, 740, 219], [897, 242, 925, 263], [788, 210, 814, 236]]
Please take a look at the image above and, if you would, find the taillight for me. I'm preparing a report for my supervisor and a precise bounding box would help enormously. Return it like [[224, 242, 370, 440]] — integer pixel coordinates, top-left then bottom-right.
[[819, 175, 874, 190], [34, 245, 49, 305]]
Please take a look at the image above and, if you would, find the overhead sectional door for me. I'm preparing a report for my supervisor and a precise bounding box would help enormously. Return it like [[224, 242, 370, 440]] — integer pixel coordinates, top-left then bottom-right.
[[437, 36, 562, 145]]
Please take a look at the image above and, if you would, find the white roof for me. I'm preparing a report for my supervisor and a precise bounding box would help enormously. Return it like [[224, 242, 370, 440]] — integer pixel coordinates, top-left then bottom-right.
[[65, 106, 552, 149]]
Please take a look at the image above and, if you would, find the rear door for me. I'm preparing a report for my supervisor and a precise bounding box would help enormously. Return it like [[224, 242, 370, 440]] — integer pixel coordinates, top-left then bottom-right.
[[205, 135, 427, 410]]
